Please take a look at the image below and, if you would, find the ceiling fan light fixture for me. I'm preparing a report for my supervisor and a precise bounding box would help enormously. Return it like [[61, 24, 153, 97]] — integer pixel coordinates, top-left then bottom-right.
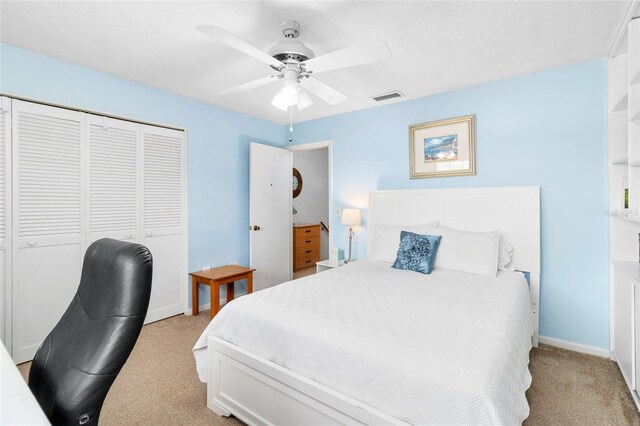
[[270, 93, 290, 111], [296, 88, 313, 111], [271, 83, 298, 111], [271, 70, 300, 110]]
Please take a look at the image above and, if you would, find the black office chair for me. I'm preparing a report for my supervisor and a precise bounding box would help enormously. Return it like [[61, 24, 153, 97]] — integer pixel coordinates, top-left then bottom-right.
[[28, 238, 153, 426]]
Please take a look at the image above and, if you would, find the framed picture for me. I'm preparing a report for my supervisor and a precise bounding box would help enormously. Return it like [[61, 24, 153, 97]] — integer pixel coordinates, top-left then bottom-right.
[[409, 115, 476, 178]]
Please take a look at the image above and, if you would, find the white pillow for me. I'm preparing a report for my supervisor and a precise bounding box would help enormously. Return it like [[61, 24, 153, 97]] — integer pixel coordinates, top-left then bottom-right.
[[432, 226, 500, 278], [370, 221, 439, 263]]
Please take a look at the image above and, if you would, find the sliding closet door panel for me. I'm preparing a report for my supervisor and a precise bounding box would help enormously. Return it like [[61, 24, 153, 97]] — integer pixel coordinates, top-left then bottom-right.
[[87, 116, 140, 244], [143, 125, 185, 323], [12, 100, 85, 363], [143, 235, 182, 322], [143, 129, 183, 235], [0, 100, 8, 249], [0, 97, 11, 345], [16, 243, 83, 356], [0, 249, 6, 344]]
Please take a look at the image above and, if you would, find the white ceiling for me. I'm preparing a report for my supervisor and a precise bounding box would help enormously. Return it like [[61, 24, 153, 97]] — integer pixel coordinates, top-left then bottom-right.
[[0, 1, 633, 125]]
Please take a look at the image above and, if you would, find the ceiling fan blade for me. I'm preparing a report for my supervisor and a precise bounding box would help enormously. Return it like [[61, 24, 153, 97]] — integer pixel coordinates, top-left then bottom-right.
[[219, 75, 279, 96], [196, 25, 281, 68], [301, 77, 347, 105], [303, 39, 390, 74]]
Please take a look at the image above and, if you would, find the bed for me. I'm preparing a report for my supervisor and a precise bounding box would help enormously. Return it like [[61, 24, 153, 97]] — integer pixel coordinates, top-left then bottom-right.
[[193, 186, 540, 425]]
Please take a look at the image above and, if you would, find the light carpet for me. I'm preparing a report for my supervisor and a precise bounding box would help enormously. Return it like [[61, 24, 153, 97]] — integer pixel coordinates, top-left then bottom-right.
[[18, 312, 640, 425], [293, 266, 316, 280]]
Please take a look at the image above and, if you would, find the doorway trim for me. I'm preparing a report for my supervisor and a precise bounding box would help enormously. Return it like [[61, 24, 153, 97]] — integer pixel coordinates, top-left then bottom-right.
[[287, 140, 333, 264]]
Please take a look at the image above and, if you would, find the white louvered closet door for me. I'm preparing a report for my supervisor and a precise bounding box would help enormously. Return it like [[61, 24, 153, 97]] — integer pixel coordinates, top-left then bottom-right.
[[87, 116, 140, 245], [0, 97, 12, 345], [12, 100, 85, 363], [142, 125, 185, 323]]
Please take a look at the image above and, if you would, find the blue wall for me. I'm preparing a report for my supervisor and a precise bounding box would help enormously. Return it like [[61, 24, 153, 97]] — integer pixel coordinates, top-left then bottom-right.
[[1, 43, 609, 349], [290, 60, 609, 350], [0, 43, 285, 306]]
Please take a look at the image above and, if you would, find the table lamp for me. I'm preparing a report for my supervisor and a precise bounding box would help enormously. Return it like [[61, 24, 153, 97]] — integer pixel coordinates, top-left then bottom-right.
[[341, 208, 361, 264]]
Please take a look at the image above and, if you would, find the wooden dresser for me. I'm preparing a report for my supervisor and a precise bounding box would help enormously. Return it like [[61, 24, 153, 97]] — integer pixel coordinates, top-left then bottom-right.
[[293, 224, 321, 272]]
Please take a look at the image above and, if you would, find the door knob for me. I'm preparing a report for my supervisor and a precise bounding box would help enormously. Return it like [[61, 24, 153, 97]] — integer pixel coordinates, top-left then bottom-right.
[[28, 240, 37, 247], [126, 233, 134, 239], [253, 225, 261, 231], [145, 232, 153, 237]]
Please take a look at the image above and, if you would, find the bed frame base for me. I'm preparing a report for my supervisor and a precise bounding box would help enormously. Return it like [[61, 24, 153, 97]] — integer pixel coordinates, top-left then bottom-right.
[[208, 336, 408, 425], [206, 186, 540, 423]]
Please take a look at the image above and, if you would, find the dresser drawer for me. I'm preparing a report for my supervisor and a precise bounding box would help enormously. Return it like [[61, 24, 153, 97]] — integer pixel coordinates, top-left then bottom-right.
[[296, 234, 319, 248], [295, 253, 319, 271], [296, 244, 319, 259], [295, 226, 320, 239]]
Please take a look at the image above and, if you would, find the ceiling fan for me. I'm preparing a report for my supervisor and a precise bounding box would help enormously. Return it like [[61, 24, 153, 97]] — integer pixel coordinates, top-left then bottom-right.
[[196, 20, 391, 112]]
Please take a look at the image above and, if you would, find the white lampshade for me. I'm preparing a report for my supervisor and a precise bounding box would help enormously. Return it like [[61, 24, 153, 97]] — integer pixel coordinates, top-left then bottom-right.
[[341, 208, 361, 226], [271, 81, 298, 111], [272, 85, 314, 112], [296, 88, 313, 111]]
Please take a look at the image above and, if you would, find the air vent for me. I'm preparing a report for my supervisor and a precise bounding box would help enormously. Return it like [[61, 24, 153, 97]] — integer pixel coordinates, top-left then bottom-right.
[[372, 91, 404, 102]]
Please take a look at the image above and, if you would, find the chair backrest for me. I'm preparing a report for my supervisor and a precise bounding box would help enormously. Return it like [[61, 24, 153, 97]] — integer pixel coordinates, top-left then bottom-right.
[[28, 238, 153, 426]]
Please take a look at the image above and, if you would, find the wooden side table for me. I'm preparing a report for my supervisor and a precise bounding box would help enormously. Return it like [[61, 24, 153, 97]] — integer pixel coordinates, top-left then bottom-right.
[[190, 265, 255, 319]]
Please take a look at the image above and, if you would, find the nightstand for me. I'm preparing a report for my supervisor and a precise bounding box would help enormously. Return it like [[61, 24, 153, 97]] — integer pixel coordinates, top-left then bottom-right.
[[316, 260, 344, 273], [190, 265, 255, 319]]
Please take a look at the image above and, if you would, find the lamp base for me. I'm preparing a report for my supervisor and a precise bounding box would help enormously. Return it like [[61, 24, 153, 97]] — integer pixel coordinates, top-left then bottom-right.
[[345, 227, 354, 264]]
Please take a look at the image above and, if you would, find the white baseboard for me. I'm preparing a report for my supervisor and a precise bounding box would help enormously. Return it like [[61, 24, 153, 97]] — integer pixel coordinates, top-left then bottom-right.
[[538, 335, 610, 358], [185, 303, 211, 316]]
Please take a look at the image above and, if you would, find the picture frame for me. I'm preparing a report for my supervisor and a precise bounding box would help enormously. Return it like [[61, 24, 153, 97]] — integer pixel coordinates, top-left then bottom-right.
[[409, 115, 476, 178], [292, 167, 303, 198]]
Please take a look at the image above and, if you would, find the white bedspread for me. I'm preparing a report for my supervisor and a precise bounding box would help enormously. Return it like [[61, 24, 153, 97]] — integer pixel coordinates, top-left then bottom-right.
[[193, 260, 533, 425]]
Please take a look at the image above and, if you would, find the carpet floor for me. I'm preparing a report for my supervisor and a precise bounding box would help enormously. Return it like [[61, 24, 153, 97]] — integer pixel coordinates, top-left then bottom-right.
[[18, 312, 640, 425], [293, 266, 316, 280]]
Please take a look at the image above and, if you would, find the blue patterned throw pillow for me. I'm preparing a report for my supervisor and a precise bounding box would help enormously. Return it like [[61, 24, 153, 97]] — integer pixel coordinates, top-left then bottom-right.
[[392, 231, 442, 274]]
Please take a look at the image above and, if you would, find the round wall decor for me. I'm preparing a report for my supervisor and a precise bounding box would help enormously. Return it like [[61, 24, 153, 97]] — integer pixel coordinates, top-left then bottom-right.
[[292, 168, 303, 198]]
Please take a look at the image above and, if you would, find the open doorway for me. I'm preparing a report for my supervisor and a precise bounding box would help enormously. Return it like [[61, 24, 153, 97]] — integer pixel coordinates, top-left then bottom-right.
[[288, 141, 331, 280]]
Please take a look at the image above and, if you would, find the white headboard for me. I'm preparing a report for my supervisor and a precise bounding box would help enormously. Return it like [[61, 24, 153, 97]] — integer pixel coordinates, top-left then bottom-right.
[[367, 186, 540, 345]]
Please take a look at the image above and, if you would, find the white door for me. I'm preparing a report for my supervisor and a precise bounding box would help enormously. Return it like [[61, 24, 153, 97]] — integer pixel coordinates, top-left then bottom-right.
[[142, 125, 185, 323], [11, 100, 85, 363], [250, 143, 291, 291], [86, 115, 140, 245], [0, 97, 11, 346]]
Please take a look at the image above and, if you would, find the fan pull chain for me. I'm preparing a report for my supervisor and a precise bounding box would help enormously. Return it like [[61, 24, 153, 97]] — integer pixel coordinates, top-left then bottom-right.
[[289, 107, 294, 133], [286, 107, 294, 143]]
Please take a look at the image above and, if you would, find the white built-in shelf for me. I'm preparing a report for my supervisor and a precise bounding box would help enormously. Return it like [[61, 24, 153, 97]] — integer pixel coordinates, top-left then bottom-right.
[[609, 16, 640, 410], [610, 53, 629, 111], [612, 93, 629, 112], [611, 211, 640, 223], [613, 261, 640, 284], [612, 156, 630, 165], [631, 18, 640, 84]]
